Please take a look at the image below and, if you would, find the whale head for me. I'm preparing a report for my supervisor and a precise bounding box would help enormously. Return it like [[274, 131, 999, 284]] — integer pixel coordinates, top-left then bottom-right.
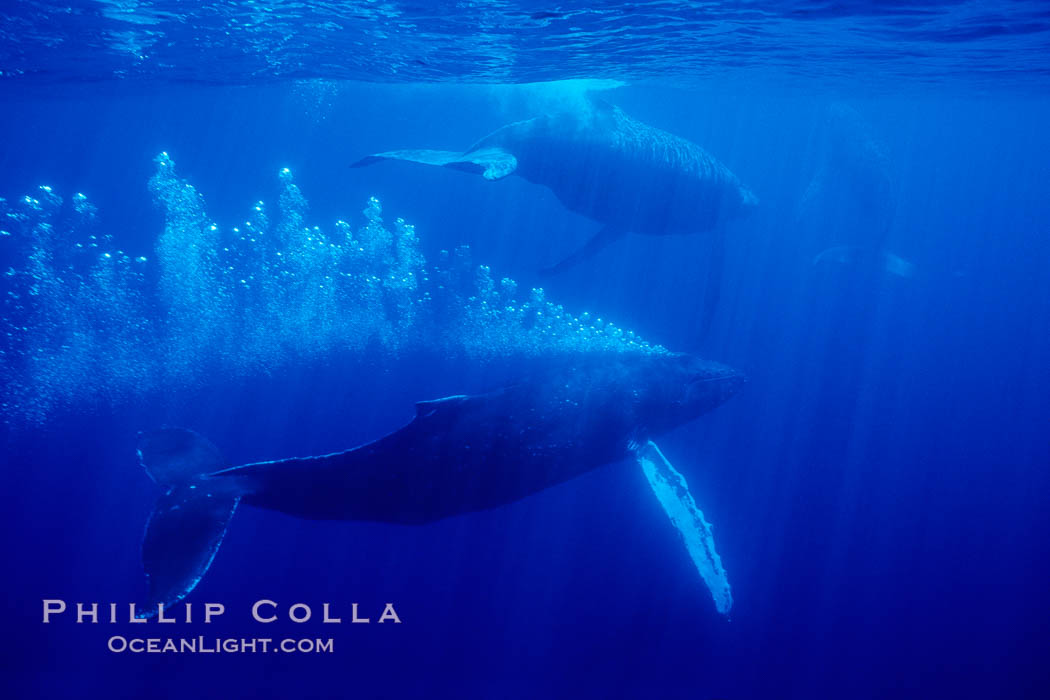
[[608, 352, 745, 439], [666, 352, 744, 421]]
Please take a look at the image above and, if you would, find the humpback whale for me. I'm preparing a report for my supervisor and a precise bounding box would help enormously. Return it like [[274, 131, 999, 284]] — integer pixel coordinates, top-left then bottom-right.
[[138, 353, 744, 615], [351, 99, 757, 330], [798, 103, 906, 275], [813, 246, 916, 278], [799, 103, 895, 246]]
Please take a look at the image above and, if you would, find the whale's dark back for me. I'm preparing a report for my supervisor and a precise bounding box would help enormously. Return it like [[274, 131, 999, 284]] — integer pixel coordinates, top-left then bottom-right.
[[236, 353, 744, 523]]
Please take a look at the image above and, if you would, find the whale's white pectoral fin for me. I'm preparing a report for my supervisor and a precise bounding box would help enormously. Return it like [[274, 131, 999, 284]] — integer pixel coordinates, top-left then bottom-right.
[[453, 147, 518, 180], [635, 440, 733, 616], [351, 148, 517, 181], [351, 149, 467, 169]]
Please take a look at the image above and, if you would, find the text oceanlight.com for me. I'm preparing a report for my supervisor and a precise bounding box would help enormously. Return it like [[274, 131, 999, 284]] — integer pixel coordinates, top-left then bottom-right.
[[108, 636, 334, 654]]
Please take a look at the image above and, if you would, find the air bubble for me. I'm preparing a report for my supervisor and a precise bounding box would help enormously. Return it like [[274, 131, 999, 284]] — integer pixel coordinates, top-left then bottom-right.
[[0, 154, 660, 425]]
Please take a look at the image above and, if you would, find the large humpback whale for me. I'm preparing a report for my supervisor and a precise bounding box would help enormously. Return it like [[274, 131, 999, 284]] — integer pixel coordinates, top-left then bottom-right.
[[138, 353, 743, 615], [352, 99, 757, 330]]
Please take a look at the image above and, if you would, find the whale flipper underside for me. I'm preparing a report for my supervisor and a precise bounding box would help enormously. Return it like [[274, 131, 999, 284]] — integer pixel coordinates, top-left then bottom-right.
[[636, 441, 733, 616], [351, 147, 518, 181], [138, 429, 240, 611]]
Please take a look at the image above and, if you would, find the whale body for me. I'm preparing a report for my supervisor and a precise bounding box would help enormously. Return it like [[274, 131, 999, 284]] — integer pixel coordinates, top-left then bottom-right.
[[137, 353, 744, 613], [352, 99, 757, 329]]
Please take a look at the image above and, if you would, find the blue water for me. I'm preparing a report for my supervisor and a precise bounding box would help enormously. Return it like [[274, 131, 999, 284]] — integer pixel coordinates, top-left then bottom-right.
[[2, 3, 1050, 699]]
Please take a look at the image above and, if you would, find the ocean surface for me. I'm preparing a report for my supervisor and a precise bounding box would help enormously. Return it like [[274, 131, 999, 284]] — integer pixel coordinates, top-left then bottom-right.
[[2, 2, 1049, 699]]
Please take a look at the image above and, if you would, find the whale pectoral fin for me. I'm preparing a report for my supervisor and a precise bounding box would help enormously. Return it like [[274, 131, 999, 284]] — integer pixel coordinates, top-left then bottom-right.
[[450, 147, 518, 181], [351, 149, 468, 169], [538, 226, 625, 276], [351, 148, 517, 181], [635, 441, 733, 617]]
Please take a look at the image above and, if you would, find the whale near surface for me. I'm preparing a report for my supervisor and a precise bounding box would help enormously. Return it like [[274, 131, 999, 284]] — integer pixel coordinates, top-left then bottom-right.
[[137, 353, 743, 615], [352, 99, 758, 276]]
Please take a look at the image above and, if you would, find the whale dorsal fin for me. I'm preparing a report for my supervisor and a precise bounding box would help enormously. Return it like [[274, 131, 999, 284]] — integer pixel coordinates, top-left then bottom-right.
[[351, 147, 517, 181]]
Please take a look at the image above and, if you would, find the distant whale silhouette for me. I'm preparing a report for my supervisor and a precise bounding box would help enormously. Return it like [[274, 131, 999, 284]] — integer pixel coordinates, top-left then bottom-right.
[[798, 103, 894, 248], [797, 103, 915, 279], [352, 98, 757, 331], [138, 353, 743, 615], [813, 245, 916, 278]]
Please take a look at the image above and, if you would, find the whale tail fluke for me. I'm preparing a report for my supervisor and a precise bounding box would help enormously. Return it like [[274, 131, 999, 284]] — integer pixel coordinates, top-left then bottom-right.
[[138, 429, 240, 613], [351, 147, 517, 181]]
